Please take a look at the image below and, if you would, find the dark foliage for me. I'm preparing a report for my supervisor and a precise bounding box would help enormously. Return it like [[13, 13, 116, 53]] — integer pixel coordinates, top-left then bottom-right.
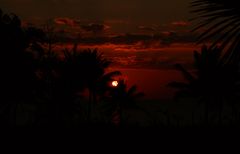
[[0, 10, 144, 127], [169, 45, 240, 126], [191, 0, 240, 63]]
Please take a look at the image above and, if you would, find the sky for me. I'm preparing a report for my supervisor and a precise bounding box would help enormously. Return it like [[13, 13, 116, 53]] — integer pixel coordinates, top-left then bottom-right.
[[1, 0, 198, 99], [1, 0, 191, 22], [0, 0, 198, 70], [1, 0, 193, 35]]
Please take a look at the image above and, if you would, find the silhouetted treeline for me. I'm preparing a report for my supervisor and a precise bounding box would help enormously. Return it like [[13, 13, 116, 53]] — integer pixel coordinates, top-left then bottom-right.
[[169, 46, 240, 127], [167, 0, 240, 127], [0, 10, 144, 127], [3, 0, 240, 128]]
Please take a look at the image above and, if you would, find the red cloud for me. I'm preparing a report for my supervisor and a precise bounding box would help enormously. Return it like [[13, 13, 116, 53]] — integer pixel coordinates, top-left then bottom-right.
[[161, 31, 174, 36], [54, 18, 78, 27]]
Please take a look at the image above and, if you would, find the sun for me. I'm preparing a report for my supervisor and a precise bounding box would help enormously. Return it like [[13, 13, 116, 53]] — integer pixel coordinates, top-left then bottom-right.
[[112, 81, 119, 87]]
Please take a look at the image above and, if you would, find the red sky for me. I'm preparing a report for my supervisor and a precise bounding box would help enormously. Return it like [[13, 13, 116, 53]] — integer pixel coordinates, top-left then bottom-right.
[[1, 0, 196, 54], [1, 0, 200, 99], [1, 0, 193, 38]]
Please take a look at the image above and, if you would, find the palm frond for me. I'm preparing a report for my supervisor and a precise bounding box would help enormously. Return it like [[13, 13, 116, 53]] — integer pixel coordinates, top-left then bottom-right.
[[174, 64, 196, 82], [127, 85, 138, 96], [99, 71, 122, 86], [196, 18, 240, 44], [191, 0, 240, 63]]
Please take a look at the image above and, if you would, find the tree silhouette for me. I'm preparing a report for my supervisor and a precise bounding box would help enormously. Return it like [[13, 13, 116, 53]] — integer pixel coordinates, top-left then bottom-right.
[[62, 45, 121, 122], [191, 0, 240, 64], [42, 20, 58, 53], [0, 10, 42, 126], [103, 80, 144, 126], [0, 9, 150, 128], [168, 45, 240, 125]]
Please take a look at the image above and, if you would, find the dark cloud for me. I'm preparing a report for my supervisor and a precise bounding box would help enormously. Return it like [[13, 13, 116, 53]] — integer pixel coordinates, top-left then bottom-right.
[[80, 23, 110, 33], [138, 26, 156, 32]]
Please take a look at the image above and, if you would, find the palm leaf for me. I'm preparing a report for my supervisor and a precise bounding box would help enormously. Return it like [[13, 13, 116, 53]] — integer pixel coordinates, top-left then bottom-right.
[[197, 18, 240, 44], [100, 71, 122, 85], [174, 64, 196, 82], [191, 0, 240, 63], [127, 85, 138, 96]]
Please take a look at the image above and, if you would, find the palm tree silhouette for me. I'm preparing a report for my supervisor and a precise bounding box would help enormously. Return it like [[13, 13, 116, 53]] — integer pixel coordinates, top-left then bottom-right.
[[191, 0, 240, 64], [168, 45, 240, 125], [103, 79, 144, 126], [62, 45, 121, 122]]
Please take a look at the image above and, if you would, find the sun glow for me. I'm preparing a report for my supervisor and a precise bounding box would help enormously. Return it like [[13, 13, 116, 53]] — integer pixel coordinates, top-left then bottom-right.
[[112, 81, 119, 87]]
